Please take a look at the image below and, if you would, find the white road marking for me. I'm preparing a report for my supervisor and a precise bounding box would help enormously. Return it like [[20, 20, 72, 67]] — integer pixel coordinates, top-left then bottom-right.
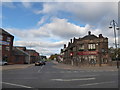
[[38, 65, 44, 73], [79, 81, 116, 86], [2, 82, 33, 88], [51, 77, 95, 82]]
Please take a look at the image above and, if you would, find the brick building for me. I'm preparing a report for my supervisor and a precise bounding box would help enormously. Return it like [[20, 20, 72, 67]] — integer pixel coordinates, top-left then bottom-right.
[[14, 47, 40, 64], [62, 31, 109, 66], [12, 47, 29, 64], [25, 49, 40, 63], [0, 28, 14, 63]]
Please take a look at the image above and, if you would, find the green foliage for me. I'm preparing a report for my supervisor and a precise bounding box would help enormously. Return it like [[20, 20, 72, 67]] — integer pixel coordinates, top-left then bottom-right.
[[109, 47, 120, 61]]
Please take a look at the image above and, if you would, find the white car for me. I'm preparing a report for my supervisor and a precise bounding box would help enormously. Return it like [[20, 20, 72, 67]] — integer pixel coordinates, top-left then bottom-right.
[[0, 61, 8, 66]]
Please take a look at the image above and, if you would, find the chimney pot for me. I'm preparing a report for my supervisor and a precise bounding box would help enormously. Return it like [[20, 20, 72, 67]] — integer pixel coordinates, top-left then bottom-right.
[[99, 34, 103, 38], [70, 39, 72, 43], [64, 44, 66, 48], [88, 31, 91, 35]]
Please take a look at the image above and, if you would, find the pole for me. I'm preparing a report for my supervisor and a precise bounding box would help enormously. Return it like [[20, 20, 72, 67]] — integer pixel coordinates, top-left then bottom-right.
[[113, 20, 119, 68], [99, 41, 101, 67]]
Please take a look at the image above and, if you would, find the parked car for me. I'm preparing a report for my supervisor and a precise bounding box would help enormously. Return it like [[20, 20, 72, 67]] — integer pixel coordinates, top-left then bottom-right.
[[0, 61, 8, 66], [35, 61, 46, 66]]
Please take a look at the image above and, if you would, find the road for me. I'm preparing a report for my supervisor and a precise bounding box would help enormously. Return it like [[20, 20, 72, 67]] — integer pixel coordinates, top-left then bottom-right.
[[2, 61, 118, 89]]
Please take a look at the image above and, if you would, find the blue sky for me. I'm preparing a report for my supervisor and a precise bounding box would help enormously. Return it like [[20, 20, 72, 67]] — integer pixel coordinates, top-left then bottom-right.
[[2, 2, 44, 29], [1, 1, 118, 57]]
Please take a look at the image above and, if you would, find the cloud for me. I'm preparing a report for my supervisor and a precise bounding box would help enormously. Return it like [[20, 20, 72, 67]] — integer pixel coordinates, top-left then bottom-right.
[[40, 17, 97, 40], [21, 2, 32, 8], [6, 27, 50, 40], [14, 40, 66, 48], [35, 2, 118, 29], [37, 16, 47, 26], [13, 40, 66, 56]]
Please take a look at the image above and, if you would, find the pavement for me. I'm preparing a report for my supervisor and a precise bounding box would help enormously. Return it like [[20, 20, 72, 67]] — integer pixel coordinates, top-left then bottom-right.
[[52, 61, 118, 71], [1, 64, 34, 71]]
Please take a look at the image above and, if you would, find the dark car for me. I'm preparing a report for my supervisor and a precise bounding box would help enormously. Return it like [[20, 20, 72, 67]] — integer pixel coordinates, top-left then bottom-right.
[[35, 61, 46, 66]]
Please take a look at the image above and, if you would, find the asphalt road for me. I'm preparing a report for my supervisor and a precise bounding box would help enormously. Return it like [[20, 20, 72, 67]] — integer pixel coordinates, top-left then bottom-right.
[[2, 61, 118, 89]]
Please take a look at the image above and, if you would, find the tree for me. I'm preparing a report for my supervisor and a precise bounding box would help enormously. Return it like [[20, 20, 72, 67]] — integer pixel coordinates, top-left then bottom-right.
[[109, 47, 120, 61]]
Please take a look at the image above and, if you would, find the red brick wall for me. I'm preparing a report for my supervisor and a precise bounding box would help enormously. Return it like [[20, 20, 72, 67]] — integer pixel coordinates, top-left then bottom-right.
[[2, 34, 14, 63]]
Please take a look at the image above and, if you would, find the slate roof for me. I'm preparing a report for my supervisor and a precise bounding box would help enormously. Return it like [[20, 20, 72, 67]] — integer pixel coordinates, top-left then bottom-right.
[[13, 47, 29, 56], [82, 34, 98, 40]]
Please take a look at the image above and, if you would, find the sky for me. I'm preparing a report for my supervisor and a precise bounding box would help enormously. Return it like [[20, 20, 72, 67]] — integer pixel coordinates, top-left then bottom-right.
[[1, 0, 119, 57]]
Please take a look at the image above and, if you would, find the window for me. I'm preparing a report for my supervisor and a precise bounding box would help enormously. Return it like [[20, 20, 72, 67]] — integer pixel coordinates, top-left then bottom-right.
[[88, 44, 96, 50], [7, 37, 11, 42], [0, 35, 3, 40], [6, 46, 10, 51], [78, 44, 84, 51]]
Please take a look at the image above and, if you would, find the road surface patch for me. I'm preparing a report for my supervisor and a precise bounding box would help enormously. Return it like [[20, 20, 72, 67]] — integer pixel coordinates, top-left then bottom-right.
[[38, 65, 44, 73]]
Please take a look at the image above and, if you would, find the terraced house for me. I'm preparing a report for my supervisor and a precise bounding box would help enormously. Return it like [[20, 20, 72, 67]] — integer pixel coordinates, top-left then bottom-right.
[[62, 31, 109, 66]]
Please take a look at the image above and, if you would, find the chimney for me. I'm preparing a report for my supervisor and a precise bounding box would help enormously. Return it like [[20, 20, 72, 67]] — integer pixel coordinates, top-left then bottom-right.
[[99, 34, 103, 38], [61, 49, 63, 52], [74, 37, 76, 41], [88, 31, 91, 35], [70, 39, 72, 43], [64, 44, 66, 48]]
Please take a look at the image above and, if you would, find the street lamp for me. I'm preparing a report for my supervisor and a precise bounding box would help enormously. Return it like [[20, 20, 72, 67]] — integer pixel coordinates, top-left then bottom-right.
[[109, 20, 119, 69]]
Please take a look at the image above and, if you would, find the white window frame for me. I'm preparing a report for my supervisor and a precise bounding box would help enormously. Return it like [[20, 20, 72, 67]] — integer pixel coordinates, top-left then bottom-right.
[[88, 44, 96, 49]]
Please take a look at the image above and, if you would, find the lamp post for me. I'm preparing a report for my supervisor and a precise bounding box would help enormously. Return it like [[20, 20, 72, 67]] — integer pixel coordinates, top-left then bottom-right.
[[96, 40, 102, 67], [109, 20, 119, 69]]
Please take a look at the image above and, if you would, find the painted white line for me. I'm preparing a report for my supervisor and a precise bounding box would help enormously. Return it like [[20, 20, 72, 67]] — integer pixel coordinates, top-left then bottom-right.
[[2, 82, 33, 88], [38, 65, 44, 73], [79, 81, 116, 87], [73, 71, 78, 73], [51, 77, 95, 82]]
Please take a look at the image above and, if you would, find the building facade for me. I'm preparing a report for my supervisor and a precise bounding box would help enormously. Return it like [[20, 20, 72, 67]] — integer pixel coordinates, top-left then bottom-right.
[[12, 47, 29, 64], [25, 49, 40, 63], [62, 31, 109, 66], [0, 28, 14, 63]]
